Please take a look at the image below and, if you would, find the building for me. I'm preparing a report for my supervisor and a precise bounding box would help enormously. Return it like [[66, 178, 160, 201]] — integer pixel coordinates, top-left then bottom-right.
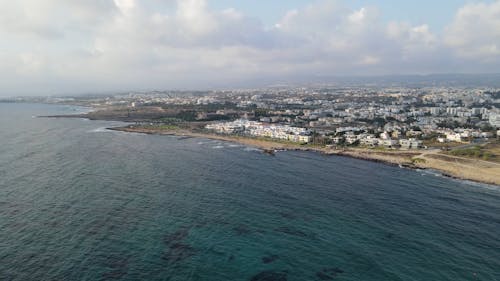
[[446, 133, 463, 142], [380, 139, 399, 147], [489, 113, 500, 128], [471, 108, 481, 116], [430, 107, 441, 115], [360, 137, 378, 146], [446, 107, 458, 116], [399, 139, 423, 149], [206, 120, 312, 143], [297, 134, 313, 143], [379, 132, 391, 140]]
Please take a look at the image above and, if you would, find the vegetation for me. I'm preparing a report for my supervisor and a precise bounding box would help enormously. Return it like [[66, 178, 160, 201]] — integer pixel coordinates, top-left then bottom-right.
[[449, 146, 495, 161], [153, 117, 183, 124], [139, 124, 180, 130], [411, 157, 426, 164], [370, 146, 389, 151], [254, 108, 270, 118], [175, 110, 198, 121]]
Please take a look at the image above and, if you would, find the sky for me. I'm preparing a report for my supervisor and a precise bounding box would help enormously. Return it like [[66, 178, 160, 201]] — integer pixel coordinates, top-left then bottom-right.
[[0, 0, 499, 96], [211, 0, 494, 30]]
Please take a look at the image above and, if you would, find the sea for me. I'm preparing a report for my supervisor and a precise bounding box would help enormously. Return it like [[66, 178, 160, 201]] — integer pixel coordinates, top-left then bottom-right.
[[0, 103, 499, 281]]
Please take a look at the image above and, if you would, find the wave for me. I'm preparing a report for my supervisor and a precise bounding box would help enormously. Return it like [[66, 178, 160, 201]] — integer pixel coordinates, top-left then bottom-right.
[[88, 127, 110, 133], [243, 147, 261, 152]]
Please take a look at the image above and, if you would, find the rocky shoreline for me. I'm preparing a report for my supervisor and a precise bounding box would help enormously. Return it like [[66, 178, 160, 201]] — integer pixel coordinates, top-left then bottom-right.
[[107, 126, 500, 186]]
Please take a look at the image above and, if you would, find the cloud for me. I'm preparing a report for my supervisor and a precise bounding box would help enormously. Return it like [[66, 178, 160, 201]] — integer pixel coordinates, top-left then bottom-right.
[[445, 1, 500, 61], [0, 0, 499, 95], [0, 0, 118, 39]]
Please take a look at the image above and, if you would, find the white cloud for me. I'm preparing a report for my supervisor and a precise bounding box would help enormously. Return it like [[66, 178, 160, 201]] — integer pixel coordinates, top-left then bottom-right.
[[445, 1, 500, 61], [176, 0, 217, 35], [114, 0, 135, 12], [0, 0, 498, 95]]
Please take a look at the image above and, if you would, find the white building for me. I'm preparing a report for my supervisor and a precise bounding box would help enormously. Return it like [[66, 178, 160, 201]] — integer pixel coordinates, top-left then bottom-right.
[[446, 133, 463, 142], [430, 107, 441, 115], [380, 139, 399, 147], [489, 113, 500, 128], [446, 107, 458, 116], [379, 132, 391, 140], [360, 136, 378, 146], [399, 139, 423, 149], [206, 120, 312, 143]]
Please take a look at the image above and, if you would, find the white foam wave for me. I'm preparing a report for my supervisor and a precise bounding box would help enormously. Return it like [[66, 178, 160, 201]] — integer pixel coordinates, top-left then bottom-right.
[[88, 127, 109, 133]]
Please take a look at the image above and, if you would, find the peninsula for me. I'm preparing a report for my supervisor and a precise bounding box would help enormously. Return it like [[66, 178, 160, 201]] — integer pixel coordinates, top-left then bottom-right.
[[32, 83, 500, 186]]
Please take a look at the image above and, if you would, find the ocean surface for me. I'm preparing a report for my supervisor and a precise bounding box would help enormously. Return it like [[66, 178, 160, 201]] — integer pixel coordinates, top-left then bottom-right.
[[1, 103, 499, 281]]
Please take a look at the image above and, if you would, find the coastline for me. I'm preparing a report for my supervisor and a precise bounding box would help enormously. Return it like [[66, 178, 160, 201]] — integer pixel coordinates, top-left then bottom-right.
[[107, 126, 500, 186]]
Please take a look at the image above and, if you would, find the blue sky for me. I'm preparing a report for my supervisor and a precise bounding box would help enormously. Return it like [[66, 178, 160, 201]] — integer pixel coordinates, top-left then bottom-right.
[[211, 0, 494, 31]]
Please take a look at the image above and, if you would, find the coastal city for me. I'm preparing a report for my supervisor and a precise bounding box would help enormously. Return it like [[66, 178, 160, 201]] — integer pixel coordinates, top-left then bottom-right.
[[9, 85, 500, 149], [3, 1, 500, 280], [201, 86, 500, 149], [5, 84, 500, 185]]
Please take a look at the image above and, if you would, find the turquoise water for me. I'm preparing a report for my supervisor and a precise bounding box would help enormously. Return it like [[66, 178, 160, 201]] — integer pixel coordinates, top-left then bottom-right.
[[0, 103, 499, 281]]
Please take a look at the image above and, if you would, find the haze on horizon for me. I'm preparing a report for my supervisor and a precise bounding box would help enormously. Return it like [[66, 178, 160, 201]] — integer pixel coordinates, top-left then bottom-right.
[[1, 0, 499, 96]]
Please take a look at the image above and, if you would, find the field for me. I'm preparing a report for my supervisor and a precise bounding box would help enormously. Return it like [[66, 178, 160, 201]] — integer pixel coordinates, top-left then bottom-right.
[[448, 141, 500, 163]]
